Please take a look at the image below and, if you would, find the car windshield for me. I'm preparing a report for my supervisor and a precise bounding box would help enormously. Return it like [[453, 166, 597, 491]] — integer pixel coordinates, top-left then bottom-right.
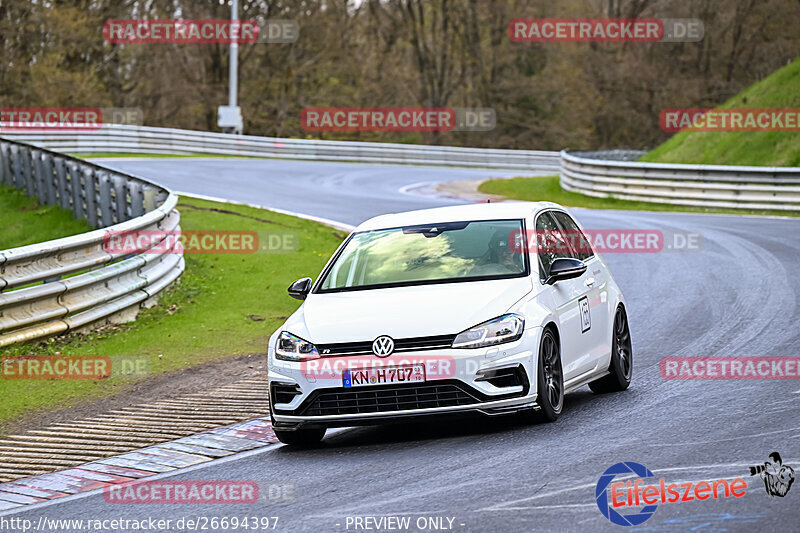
[[318, 219, 527, 291]]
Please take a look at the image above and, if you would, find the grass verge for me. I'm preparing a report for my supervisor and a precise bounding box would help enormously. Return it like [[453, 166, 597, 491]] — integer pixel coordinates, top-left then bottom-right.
[[478, 175, 799, 217], [0, 185, 92, 250], [0, 196, 345, 427], [641, 58, 800, 166]]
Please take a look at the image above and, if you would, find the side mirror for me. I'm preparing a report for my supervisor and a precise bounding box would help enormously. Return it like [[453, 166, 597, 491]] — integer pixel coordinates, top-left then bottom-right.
[[545, 258, 587, 285], [288, 277, 313, 300]]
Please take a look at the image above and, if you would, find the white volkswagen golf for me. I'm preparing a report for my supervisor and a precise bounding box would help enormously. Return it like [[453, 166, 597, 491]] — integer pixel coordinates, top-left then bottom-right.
[[267, 202, 632, 445]]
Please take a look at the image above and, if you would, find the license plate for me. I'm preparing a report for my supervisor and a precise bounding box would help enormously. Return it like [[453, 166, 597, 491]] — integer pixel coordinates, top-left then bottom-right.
[[343, 364, 425, 388]]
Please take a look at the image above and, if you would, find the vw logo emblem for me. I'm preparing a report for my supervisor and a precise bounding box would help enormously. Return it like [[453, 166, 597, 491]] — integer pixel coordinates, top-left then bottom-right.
[[372, 335, 394, 357]]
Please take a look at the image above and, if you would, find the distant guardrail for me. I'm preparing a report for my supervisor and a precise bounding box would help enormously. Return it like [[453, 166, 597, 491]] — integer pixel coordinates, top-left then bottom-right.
[[561, 150, 800, 211], [0, 138, 184, 347], [0, 125, 561, 171]]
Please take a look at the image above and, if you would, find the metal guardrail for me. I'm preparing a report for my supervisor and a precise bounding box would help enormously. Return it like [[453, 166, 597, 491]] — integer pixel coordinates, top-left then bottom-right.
[[0, 124, 561, 171], [561, 150, 800, 211], [0, 138, 184, 347]]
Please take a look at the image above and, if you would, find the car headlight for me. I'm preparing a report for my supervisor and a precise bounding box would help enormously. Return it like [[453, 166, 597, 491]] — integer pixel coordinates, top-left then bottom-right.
[[275, 331, 320, 361], [452, 314, 524, 349]]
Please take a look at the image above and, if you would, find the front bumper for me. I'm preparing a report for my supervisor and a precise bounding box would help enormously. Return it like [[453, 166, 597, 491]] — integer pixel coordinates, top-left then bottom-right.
[[267, 329, 540, 430]]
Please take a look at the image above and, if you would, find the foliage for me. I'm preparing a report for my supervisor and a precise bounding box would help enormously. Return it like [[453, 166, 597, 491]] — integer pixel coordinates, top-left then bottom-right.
[[1, 0, 798, 150]]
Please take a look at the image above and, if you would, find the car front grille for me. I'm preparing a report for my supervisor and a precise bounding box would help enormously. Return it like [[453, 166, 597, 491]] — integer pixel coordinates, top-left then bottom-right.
[[300, 382, 480, 416], [316, 334, 456, 357]]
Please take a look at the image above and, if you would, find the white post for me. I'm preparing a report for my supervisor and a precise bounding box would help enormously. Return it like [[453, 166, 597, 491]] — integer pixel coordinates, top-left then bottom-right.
[[218, 0, 243, 133], [228, 0, 238, 108]]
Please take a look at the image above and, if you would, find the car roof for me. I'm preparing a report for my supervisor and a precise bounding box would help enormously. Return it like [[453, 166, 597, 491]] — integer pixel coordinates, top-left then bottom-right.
[[354, 201, 565, 232]]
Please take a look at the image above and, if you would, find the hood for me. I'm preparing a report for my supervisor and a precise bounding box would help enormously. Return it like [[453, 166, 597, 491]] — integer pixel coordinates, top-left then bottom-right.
[[284, 277, 534, 343]]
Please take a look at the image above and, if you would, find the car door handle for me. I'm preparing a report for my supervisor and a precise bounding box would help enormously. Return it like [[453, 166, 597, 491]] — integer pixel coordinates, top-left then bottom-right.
[[584, 277, 595, 287]]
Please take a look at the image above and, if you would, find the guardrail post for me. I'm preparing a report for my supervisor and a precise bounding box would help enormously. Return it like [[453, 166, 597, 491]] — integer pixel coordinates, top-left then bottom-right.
[[54, 157, 71, 210], [129, 181, 145, 217], [69, 162, 84, 220], [0, 142, 9, 185], [21, 146, 35, 198], [33, 150, 47, 202], [11, 144, 23, 189], [143, 186, 157, 212], [83, 167, 99, 227], [112, 174, 129, 223], [40, 153, 58, 205], [96, 170, 113, 227]]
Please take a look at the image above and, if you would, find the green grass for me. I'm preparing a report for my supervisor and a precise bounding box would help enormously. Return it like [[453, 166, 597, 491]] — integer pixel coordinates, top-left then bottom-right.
[[488, 61, 800, 215], [0, 185, 92, 250], [0, 197, 345, 427], [641, 58, 800, 166], [478, 175, 799, 217]]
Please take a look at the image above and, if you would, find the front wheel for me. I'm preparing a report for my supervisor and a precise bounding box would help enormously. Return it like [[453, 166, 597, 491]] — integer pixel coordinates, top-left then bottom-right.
[[534, 328, 564, 422], [589, 306, 633, 394], [274, 427, 326, 446]]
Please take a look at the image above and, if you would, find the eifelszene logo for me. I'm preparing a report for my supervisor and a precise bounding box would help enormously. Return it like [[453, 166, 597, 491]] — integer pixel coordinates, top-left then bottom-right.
[[595, 462, 658, 527], [595, 461, 749, 526]]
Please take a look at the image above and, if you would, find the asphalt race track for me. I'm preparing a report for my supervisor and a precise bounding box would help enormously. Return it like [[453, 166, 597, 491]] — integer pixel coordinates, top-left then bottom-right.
[[6, 158, 800, 532], [98, 158, 528, 225]]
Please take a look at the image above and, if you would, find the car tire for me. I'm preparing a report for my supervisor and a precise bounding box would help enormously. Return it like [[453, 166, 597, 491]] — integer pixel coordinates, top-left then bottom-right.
[[534, 328, 564, 422], [589, 305, 633, 394], [274, 428, 326, 446]]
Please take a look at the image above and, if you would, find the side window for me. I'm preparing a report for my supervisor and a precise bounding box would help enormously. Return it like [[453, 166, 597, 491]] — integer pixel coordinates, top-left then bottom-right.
[[535, 211, 573, 281], [552, 212, 594, 261]]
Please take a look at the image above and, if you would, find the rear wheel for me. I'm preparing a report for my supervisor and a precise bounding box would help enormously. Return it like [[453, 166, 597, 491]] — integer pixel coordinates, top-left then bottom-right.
[[534, 328, 563, 422], [274, 428, 326, 446], [589, 306, 633, 393]]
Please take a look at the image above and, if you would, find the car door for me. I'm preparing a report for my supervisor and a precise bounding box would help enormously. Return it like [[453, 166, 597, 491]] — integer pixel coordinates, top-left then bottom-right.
[[550, 210, 610, 376], [534, 210, 588, 382]]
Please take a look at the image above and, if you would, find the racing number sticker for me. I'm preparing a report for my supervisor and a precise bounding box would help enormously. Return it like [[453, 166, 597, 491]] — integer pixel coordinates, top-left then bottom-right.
[[579, 296, 591, 333]]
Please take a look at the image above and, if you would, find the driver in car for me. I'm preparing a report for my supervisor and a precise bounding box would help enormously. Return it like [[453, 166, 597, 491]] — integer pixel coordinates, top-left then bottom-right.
[[473, 230, 523, 275]]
